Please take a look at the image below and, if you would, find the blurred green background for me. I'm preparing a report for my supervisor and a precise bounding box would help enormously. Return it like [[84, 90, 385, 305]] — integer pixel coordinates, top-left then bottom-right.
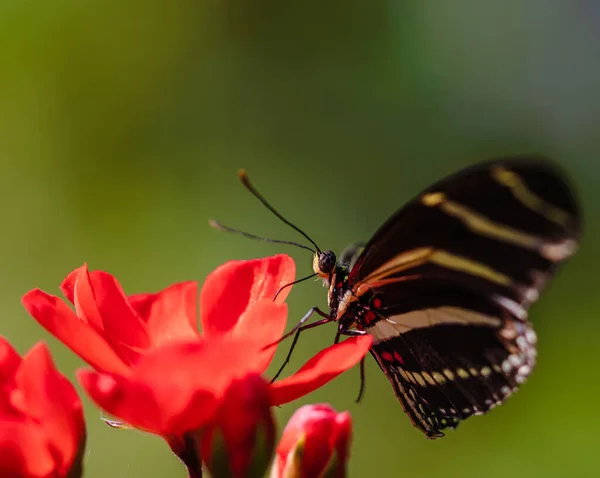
[[1, 1, 598, 476]]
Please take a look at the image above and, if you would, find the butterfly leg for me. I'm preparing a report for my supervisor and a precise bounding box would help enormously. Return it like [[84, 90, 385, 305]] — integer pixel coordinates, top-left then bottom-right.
[[334, 327, 366, 344], [355, 357, 366, 404], [279, 306, 330, 343], [269, 307, 332, 383], [334, 323, 368, 403]]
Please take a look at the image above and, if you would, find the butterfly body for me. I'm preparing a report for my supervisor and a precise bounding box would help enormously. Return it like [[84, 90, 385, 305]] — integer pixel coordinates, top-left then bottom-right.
[[312, 156, 580, 438]]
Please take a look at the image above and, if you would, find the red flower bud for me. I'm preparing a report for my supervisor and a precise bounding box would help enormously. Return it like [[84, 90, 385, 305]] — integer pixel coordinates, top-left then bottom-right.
[[271, 404, 352, 478], [200, 374, 275, 478], [0, 338, 86, 478]]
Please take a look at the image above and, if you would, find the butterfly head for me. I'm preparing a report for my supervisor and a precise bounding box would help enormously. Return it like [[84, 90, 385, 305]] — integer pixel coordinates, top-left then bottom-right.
[[313, 250, 337, 280]]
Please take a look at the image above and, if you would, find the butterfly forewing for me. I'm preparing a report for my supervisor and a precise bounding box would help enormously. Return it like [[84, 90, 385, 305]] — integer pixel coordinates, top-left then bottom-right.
[[349, 157, 580, 308], [340, 156, 580, 438]]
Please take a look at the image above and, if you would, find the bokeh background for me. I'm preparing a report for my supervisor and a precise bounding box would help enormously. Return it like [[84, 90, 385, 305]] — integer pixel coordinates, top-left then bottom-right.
[[1, 1, 599, 476]]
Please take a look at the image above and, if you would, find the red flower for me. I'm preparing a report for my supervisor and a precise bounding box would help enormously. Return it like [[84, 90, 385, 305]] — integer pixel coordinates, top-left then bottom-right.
[[271, 404, 352, 478], [0, 338, 86, 478], [22, 254, 372, 407], [23, 255, 372, 475]]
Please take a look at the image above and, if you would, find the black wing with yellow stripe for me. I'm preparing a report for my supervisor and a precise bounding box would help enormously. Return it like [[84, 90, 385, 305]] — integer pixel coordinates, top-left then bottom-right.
[[337, 156, 581, 438], [349, 156, 580, 304]]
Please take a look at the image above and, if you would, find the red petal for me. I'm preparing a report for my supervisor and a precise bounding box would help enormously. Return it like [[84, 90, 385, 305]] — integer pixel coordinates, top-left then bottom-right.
[[276, 404, 337, 458], [300, 418, 337, 477], [16, 343, 84, 473], [199, 255, 295, 339], [269, 336, 373, 405], [78, 338, 266, 436], [201, 374, 274, 478], [274, 404, 352, 478], [333, 412, 352, 463], [0, 421, 55, 477], [22, 289, 131, 375], [79, 370, 166, 435], [59, 266, 82, 305], [79, 369, 217, 436], [228, 299, 288, 370], [300, 407, 352, 477], [128, 281, 200, 347], [75, 267, 150, 354], [0, 337, 22, 381], [78, 344, 220, 436], [71, 265, 104, 330]]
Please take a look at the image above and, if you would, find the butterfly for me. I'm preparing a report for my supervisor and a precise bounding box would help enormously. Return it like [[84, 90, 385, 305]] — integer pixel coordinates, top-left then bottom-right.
[[213, 155, 581, 438]]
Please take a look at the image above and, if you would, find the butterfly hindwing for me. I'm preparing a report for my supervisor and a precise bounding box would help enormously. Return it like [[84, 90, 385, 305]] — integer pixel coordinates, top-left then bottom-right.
[[370, 314, 536, 437]]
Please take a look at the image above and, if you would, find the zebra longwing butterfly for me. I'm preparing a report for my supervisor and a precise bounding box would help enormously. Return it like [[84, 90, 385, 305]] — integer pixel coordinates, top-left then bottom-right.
[[214, 155, 581, 439]]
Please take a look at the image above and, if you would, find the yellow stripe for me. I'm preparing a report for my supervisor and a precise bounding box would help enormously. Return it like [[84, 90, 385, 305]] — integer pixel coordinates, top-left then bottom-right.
[[421, 192, 577, 262], [358, 247, 511, 287], [369, 306, 502, 337], [354, 275, 422, 298], [422, 192, 541, 249], [429, 250, 512, 285], [360, 247, 432, 283], [492, 167, 572, 228]]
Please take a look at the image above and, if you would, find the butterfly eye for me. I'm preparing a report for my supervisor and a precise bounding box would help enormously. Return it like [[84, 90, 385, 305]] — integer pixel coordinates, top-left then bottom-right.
[[317, 250, 337, 275]]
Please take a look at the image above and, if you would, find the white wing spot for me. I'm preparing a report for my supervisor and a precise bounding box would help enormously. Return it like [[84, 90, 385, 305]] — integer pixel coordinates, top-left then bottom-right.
[[501, 360, 512, 373], [518, 364, 531, 377], [516, 336, 528, 350], [526, 328, 538, 344], [509, 354, 523, 367], [540, 239, 577, 262]]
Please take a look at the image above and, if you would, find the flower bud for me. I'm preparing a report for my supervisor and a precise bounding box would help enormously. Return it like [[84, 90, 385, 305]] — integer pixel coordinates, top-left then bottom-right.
[[271, 404, 352, 478], [200, 374, 275, 478]]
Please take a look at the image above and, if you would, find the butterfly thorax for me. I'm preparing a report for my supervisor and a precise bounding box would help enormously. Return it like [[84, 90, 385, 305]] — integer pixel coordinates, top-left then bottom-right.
[[328, 242, 373, 325], [326, 264, 352, 319]]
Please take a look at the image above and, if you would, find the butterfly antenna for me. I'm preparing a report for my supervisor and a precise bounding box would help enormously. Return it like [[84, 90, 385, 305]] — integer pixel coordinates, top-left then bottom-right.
[[209, 220, 316, 253], [273, 272, 318, 301], [238, 169, 322, 254]]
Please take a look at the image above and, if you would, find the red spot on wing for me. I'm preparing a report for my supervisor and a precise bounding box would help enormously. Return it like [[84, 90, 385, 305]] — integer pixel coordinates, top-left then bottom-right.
[[363, 310, 377, 326], [381, 351, 393, 362], [372, 298, 382, 308], [393, 351, 404, 365]]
